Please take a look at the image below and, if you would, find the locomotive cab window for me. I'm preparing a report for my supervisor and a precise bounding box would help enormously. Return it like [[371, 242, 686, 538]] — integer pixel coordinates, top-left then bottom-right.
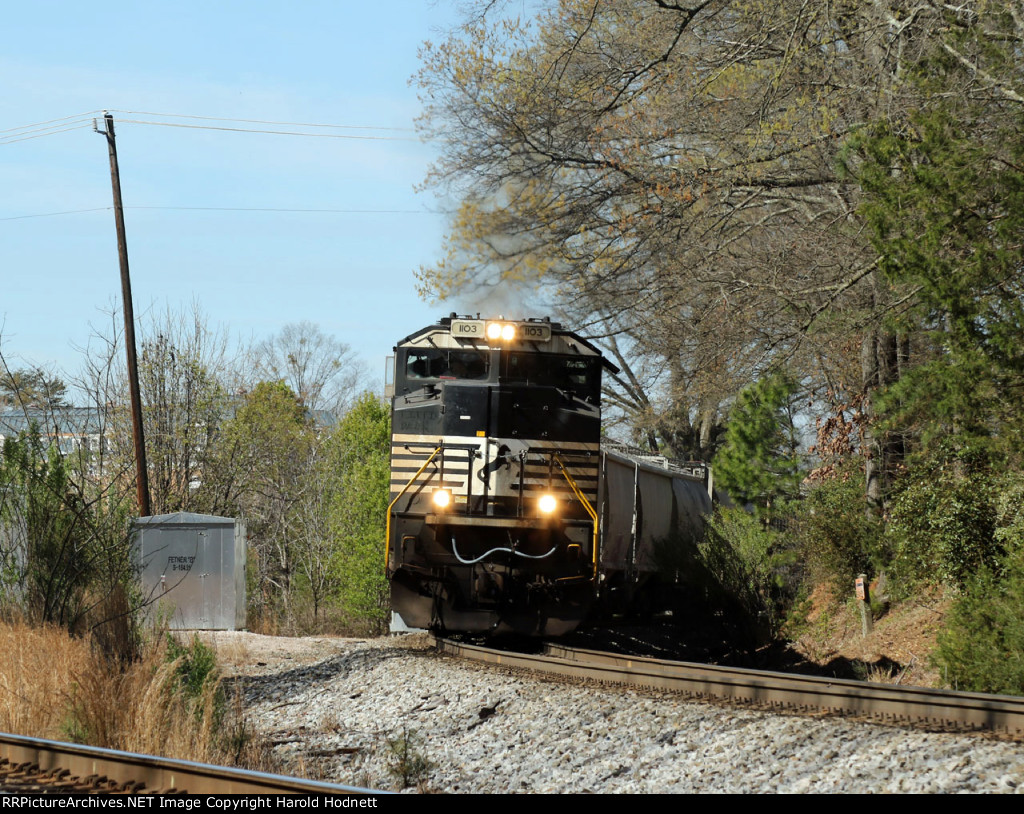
[[503, 353, 601, 403], [403, 349, 491, 383]]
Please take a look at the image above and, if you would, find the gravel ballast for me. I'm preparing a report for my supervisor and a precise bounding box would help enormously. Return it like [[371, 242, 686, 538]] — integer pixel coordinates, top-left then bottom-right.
[[208, 632, 1024, 793]]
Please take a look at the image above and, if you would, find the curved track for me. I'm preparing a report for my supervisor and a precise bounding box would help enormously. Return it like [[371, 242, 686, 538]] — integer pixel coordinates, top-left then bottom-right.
[[0, 732, 380, 794], [436, 638, 1024, 737]]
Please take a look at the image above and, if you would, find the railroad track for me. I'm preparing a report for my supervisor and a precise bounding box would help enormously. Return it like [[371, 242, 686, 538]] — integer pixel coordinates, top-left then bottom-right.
[[436, 638, 1024, 737], [0, 732, 381, 794]]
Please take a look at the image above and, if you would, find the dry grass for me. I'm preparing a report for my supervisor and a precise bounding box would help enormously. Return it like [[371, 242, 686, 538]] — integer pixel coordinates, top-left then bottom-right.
[[0, 620, 91, 737], [200, 633, 252, 671], [0, 620, 276, 770], [65, 648, 219, 761]]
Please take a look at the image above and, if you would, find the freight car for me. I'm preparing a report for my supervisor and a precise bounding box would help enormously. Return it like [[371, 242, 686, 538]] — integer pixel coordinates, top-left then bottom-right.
[[386, 315, 712, 636]]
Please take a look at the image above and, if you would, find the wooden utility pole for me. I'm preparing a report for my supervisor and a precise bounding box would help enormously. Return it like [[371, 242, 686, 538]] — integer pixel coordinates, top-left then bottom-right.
[[97, 112, 151, 517]]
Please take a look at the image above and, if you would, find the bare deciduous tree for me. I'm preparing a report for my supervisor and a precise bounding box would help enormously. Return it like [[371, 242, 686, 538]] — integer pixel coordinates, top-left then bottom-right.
[[249, 321, 366, 417]]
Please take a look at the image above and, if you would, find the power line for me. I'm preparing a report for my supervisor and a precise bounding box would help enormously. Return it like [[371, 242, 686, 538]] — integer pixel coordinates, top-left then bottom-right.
[[114, 118, 420, 141], [0, 207, 111, 222], [0, 110, 426, 146], [132, 206, 430, 214], [0, 122, 95, 145], [0, 111, 102, 135], [107, 109, 415, 132], [0, 205, 438, 222]]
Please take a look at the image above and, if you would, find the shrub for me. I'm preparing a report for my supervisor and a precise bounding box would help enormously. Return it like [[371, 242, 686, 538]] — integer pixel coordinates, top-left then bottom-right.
[[993, 474, 1024, 554], [385, 726, 432, 790], [931, 473, 1024, 694], [792, 467, 887, 593], [931, 544, 1024, 695], [0, 427, 138, 651], [696, 507, 799, 640], [887, 447, 997, 592], [166, 633, 224, 722]]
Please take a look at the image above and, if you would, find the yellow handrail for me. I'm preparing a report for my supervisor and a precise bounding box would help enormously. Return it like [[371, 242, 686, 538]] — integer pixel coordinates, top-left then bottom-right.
[[385, 446, 442, 572], [553, 453, 600, 581]]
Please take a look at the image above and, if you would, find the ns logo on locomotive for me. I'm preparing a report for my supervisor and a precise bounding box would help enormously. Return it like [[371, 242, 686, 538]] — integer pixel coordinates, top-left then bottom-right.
[[386, 316, 712, 636]]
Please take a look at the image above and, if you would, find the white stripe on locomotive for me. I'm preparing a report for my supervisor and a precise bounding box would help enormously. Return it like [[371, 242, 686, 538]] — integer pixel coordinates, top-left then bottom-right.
[[390, 432, 599, 501]]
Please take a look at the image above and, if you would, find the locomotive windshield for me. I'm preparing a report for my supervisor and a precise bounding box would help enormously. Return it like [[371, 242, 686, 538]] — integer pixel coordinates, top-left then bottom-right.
[[405, 348, 490, 381], [398, 344, 602, 402], [503, 353, 601, 402]]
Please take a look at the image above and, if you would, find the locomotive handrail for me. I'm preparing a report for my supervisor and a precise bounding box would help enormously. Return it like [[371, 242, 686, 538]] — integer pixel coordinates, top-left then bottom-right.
[[553, 452, 599, 581], [385, 445, 442, 572]]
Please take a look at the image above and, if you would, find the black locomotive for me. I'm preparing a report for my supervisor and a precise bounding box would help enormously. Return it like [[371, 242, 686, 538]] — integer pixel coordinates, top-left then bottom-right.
[[386, 316, 711, 636]]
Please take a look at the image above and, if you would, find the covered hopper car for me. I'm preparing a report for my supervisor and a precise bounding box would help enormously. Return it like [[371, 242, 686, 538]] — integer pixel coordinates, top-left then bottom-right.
[[386, 316, 712, 636]]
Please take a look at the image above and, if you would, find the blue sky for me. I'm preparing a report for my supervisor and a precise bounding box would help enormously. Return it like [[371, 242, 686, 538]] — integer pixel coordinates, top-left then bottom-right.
[[1, 2, 472, 391]]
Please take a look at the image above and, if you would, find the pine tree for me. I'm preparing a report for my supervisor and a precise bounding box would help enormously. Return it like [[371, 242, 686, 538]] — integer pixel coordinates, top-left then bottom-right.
[[713, 373, 801, 515]]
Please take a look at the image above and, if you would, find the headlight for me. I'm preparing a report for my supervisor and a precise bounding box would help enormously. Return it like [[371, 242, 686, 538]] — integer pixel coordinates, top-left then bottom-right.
[[433, 489, 452, 508], [538, 494, 558, 514], [485, 321, 517, 342]]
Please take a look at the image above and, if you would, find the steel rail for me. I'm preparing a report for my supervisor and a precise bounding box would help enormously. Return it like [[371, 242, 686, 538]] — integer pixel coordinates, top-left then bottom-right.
[[436, 638, 1024, 736], [0, 732, 381, 794]]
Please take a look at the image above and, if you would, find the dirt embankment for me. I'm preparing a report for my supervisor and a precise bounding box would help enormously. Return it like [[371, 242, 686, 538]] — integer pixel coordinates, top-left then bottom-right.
[[789, 588, 951, 687]]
